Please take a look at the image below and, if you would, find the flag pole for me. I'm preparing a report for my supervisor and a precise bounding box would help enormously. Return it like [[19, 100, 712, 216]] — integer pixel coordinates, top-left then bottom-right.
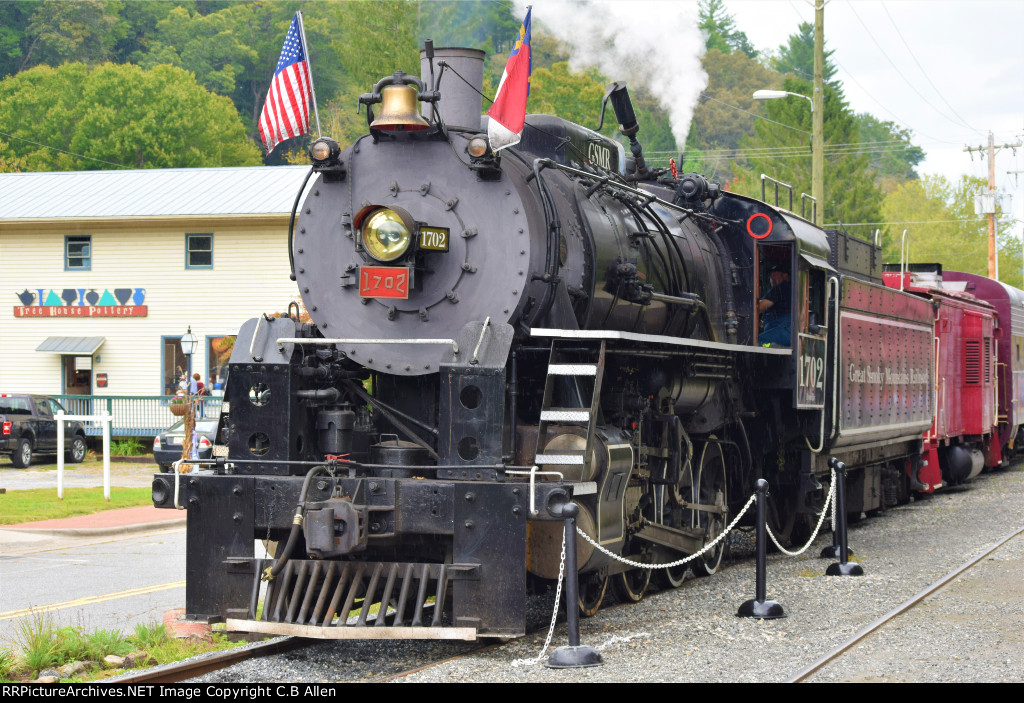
[[295, 11, 322, 138]]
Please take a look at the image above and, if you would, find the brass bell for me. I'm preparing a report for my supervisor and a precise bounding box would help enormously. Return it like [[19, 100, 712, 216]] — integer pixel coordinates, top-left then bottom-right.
[[370, 84, 430, 131]]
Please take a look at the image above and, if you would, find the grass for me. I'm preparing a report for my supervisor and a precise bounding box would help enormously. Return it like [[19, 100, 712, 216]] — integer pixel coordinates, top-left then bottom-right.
[[0, 487, 153, 525], [1, 614, 239, 682]]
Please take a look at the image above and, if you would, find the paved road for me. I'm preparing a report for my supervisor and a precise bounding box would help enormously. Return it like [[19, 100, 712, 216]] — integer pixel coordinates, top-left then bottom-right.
[[0, 527, 186, 646], [0, 461, 185, 648]]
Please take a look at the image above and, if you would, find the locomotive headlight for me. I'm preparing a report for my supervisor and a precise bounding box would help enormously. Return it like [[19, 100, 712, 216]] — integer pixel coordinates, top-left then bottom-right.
[[361, 208, 412, 262], [309, 137, 340, 165], [467, 136, 489, 158]]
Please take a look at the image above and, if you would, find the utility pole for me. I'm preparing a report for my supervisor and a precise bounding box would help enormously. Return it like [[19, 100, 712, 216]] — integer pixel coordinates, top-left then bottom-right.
[[964, 132, 1021, 279], [812, 0, 824, 226]]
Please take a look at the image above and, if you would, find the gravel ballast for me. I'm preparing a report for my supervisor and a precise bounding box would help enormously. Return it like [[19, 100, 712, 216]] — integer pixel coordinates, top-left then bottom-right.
[[193, 464, 1024, 683]]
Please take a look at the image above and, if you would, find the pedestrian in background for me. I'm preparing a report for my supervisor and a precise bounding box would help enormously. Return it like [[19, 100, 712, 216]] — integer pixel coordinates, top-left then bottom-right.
[[193, 372, 205, 417]]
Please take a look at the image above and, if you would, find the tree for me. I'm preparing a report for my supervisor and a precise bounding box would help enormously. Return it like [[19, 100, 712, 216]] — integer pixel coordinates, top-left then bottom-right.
[[731, 76, 884, 231], [881, 175, 1021, 287], [20, 0, 127, 71], [0, 62, 261, 171], [853, 112, 925, 189], [417, 0, 520, 55], [686, 48, 781, 182], [698, 0, 756, 58], [772, 21, 838, 88]]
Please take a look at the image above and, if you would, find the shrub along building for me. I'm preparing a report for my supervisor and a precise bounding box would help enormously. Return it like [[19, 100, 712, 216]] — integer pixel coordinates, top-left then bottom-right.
[[0, 166, 306, 434]]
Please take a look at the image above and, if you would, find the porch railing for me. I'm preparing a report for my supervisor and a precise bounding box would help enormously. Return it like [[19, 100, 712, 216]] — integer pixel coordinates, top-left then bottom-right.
[[52, 395, 223, 438]]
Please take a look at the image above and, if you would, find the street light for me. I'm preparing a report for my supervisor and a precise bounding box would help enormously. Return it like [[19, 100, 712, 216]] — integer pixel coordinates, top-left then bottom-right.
[[181, 326, 198, 375], [753, 89, 823, 225]]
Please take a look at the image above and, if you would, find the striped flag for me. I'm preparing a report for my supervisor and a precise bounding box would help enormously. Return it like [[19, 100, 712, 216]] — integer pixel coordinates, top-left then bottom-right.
[[487, 8, 532, 152], [258, 13, 312, 154]]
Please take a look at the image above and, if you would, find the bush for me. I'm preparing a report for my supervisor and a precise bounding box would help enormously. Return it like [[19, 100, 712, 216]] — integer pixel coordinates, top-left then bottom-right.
[[110, 438, 145, 456]]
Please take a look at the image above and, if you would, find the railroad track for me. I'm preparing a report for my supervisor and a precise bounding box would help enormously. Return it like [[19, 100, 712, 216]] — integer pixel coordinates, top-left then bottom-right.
[[789, 524, 1024, 683], [109, 468, 1024, 683], [110, 637, 306, 684]]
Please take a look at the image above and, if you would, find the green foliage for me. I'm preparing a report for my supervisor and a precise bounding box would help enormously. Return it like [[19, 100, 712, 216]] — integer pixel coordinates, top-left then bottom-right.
[[53, 626, 131, 664], [0, 62, 262, 170], [14, 611, 60, 676], [0, 647, 13, 681], [771, 21, 838, 87], [110, 438, 145, 457], [881, 175, 1022, 288], [417, 0, 520, 55], [687, 48, 781, 182], [853, 112, 925, 187], [21, 0, 127, 70], [528, 62, 606, 129], [130, 623, 170, 651], [0, 2, 35, 78], [731, 76, 883, 229], [698, 0, 756, 58]]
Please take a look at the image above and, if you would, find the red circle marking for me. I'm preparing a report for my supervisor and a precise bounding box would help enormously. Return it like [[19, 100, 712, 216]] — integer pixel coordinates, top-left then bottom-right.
[[746, 213, 773, 239]]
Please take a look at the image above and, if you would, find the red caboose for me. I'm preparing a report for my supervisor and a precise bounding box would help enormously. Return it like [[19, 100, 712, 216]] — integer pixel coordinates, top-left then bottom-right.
[[883, 265, 998, 490], [942, 271, 1024, 463]]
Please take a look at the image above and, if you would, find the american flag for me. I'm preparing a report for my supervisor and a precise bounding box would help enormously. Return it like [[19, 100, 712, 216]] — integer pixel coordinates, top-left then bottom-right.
[[258, 14, 312, 154]]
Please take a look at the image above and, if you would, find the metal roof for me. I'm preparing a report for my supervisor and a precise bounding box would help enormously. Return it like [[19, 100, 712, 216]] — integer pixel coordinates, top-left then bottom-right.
[[0, 166, 311, 221], [36, 336, 105, 354]]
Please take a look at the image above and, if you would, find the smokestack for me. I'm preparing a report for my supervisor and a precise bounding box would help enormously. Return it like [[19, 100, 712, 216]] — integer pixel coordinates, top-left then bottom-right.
[[420, 47, 486, 130]]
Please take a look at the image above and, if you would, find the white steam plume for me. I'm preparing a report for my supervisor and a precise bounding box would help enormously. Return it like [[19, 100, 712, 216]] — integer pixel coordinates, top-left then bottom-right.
[[518, 0, 708, 150]]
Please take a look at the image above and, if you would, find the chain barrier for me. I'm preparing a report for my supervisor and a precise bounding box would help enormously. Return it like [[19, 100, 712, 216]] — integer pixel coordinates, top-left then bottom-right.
[[512, 531, 568, 667], [515, 471, 841, 666], [765, 468, 837, 557], [577, 493, 757, 570]]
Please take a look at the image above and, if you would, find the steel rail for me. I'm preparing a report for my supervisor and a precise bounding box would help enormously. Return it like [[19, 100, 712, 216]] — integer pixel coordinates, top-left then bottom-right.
[[109, 636, 303, 684], [787, 523, 1024, 683]]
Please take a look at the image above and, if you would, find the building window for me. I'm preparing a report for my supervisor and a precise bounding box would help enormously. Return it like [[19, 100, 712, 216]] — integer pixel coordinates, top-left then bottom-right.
[[186, 234, 213, 269], [65, 235, 91, 270], [207, 335, 236, 392]]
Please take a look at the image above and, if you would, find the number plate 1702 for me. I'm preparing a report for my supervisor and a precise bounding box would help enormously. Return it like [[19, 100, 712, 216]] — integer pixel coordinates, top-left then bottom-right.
[[359, 266, 411, 299]]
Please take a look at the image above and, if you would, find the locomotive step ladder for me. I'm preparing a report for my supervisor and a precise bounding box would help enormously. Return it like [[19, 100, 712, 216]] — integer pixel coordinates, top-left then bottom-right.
[[534, 340, 607, 469]]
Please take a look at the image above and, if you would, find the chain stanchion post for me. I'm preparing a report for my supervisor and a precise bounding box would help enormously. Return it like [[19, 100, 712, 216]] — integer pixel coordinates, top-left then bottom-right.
[[737, 479, 787, 619], [826, 458, 864, 576], [546, 501, 603, 669], [820, 467, 853, 557]]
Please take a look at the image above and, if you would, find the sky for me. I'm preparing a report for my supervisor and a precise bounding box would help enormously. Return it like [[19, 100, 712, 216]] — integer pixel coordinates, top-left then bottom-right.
[[729, 0, 1024, 227], [522, 0, 1024, 228]]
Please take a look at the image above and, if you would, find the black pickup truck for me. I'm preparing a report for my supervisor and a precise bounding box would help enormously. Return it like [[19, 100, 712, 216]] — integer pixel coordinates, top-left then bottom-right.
[[0, 394, 88, 468]]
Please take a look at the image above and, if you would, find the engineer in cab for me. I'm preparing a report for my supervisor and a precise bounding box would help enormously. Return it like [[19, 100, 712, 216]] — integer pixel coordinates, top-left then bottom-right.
[[758, 264, 791, 346]]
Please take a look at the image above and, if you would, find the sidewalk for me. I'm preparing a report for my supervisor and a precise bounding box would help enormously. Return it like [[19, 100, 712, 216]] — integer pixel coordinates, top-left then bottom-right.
[[0, 504, 185, 553]]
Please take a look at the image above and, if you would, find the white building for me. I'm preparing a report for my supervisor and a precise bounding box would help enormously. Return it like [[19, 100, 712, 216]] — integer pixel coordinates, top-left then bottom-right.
[[0, 166, 308, 399]]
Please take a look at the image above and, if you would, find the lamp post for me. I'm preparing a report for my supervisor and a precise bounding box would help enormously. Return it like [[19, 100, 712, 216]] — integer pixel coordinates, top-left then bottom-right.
[[752, 89, 822, 225], [181, 326, 198, 376], [180, 326, 199, 471]]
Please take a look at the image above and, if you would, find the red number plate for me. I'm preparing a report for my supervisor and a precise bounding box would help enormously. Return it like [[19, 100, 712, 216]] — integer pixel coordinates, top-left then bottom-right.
[[359, 266, 410, 299]]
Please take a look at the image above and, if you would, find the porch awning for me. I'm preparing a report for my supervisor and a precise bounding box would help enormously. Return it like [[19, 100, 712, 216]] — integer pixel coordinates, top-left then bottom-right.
[[35, 336, 105, 355]]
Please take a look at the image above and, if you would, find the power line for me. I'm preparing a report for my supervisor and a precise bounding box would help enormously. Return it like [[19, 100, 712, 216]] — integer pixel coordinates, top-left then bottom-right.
[[780, 0, 957, 145], [0, 129, 131, 170], [878, 2, 982, 136], [696, 94, 810, 135], [844, 1, 980, 135]]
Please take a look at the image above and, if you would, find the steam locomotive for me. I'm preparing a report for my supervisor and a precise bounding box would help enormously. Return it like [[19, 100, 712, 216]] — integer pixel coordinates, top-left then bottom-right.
[[152, 47, 1003, 639]]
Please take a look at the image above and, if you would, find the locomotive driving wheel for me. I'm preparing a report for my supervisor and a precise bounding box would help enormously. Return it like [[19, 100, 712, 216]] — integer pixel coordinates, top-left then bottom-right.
[[689, 438, 728, 577], [656, 448, 695, 589], [578, 572, 609, 617], [612, 567, 651, 603]]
